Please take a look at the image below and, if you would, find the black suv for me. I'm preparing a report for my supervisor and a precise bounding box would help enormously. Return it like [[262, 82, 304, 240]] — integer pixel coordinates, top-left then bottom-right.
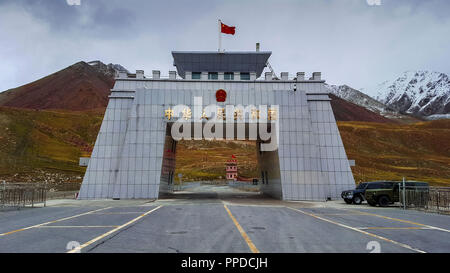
[[341, 182, 369, 204]]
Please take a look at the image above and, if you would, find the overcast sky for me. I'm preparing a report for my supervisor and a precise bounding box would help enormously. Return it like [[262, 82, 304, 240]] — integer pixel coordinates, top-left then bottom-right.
[[0, 0, 449, 93]]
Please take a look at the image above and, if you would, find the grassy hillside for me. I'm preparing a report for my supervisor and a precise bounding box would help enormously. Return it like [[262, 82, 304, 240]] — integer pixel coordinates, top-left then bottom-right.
[[339, 120, 450, 186], [0, 107, 103, 183], [174, 140, 259, 182]]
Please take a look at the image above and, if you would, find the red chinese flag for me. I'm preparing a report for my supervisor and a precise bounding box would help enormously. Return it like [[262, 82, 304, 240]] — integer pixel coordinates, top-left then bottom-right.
[[231, 154, 236, 159], [221, 22, 235, 35]]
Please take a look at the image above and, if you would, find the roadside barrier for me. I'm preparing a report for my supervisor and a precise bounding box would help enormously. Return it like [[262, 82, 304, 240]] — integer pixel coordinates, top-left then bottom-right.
[[0, 182, 47, 208], [0, 181, 81, 209], [400, 186, 450, 214]]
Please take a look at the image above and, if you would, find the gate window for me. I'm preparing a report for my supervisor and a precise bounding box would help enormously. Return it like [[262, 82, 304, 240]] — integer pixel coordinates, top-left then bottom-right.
[[224, 72, 234, 80], [208, 72, 218, 80]]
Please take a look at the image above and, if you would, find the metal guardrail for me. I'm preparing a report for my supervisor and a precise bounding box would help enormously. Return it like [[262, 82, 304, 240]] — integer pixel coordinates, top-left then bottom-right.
[[0, 182, 82, 209], [1, 182, 47, 208], [400, 186, 450, 214]]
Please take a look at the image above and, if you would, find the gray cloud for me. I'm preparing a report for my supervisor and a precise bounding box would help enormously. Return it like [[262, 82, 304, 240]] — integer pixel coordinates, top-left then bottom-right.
[[0, 0, 449, 92]]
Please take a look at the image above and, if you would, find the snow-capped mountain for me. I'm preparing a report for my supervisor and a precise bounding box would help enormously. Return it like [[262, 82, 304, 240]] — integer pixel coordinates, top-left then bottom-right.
[[325, 84, 393, 114], [366, 71, 450, 117]]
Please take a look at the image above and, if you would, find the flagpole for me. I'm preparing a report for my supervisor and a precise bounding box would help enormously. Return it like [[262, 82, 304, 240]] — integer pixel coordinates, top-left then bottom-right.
[[218, 19, 222, 52]]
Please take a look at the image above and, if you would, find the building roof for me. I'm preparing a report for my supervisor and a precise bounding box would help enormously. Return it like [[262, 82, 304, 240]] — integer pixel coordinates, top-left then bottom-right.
[[172, 51, 271, 79]]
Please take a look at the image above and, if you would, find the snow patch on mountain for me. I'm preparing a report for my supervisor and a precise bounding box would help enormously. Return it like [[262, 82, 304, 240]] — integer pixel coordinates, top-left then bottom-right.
[[365, 71, 450, 117], [325, 84, 393, 114], [87, 60, 128, 78], [424, 114, 450, 120]]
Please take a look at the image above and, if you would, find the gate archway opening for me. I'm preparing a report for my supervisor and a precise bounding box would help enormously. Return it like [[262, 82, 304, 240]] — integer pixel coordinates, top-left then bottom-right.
[[158, 122, 282, 200]]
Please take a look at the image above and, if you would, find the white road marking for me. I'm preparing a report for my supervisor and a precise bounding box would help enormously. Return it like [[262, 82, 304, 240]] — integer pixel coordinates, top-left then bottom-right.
[[342, 208, 450, 233], [91, 212, 146, 215], [356, 227, 433, 230], [36, 226, 120, 228], [0, 207, 112, 236], [67, 205, 163, 253], [286, 206, 426, 253]]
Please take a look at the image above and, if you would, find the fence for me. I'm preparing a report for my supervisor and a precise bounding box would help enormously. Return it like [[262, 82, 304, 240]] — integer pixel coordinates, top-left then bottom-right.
[[0, 183, 47, 208], [400, 186, 450, 214], [1, 182, 82, 209], [46, 182, 81, 199]]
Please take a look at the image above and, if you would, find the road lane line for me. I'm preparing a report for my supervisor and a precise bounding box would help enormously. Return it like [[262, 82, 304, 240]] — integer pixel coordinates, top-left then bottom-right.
[[356, 227, 432, 230], [1, 229, 25, 236], [91, 212, 145, 215], [223, 205, 260, 253], [36, 226, 120, 228], [342, 209, 450, 233], [313, 213, 367, 216], [286, 207, 426, 253], [67, 205, 163, 253], [0, 207, 112, 237]]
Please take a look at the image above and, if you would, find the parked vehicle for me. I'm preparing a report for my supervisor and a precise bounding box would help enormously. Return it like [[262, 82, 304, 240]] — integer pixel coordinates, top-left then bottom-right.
[[365, 181, 429, 207], [341, 182, 369, 204]]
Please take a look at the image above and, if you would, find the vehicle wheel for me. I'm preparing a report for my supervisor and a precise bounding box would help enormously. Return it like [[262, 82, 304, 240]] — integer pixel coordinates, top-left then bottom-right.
[[378, 196, 390, 207], [344, 198, 353, 204], [353, 195, 363, 205]]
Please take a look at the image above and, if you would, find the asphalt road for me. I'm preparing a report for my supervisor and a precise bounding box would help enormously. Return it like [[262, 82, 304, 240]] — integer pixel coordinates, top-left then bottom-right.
[[1, 185, 449, 253]]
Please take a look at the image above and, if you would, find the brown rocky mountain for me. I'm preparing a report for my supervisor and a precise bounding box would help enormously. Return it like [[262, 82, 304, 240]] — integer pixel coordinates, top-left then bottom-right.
[[328, 94, 394, 123], [0, 61, 115, 111]]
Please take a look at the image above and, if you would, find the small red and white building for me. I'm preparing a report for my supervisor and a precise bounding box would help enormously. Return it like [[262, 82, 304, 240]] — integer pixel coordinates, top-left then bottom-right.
[[226, 155, 238, 181]]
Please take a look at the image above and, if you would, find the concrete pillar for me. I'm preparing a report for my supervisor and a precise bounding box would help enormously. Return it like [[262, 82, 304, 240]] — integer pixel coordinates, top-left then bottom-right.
[[281, 72, 289, 81], [250, 72, 256, 81], [296, 72, 305, 81], [118, 71, 127, 78], [218, 72, 224, 80], [169, 71, 177, 80], [136, 70, 144, 79], [201, 72, 208, 80], [152, 70, 160, 80], [185, 71, 192, 80], [265, 72, 273, 81], [312, 72, 321, 80]]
